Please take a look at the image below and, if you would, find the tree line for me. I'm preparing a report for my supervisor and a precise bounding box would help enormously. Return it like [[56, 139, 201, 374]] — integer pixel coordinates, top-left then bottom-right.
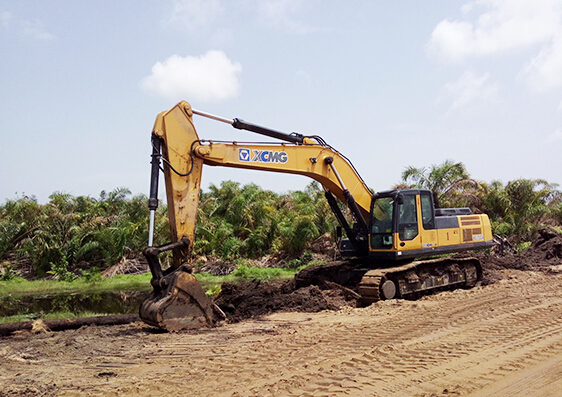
[[1, 160, 561, 280]]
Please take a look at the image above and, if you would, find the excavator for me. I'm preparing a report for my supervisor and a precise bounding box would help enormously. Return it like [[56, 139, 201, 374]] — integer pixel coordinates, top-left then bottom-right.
[[139, 101, 493, 331]]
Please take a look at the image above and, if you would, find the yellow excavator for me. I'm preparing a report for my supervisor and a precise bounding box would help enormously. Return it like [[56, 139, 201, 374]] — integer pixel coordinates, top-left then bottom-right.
[[139, 101, 493, 331]]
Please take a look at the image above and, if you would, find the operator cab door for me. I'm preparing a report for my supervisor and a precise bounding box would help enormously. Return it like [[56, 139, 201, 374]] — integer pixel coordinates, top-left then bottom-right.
[[370, 196, 395, 250], [419, 191, 437, 248], [396, 193, 421, 249]]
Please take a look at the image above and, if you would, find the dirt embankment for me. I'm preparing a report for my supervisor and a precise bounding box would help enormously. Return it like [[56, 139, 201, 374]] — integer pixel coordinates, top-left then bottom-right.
[[483, 227, 562, 272], [214, 279, 353, 323]]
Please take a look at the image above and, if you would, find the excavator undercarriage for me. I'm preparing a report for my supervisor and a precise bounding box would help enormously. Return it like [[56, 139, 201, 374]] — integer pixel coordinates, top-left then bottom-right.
[[294, 257, 483, 306]]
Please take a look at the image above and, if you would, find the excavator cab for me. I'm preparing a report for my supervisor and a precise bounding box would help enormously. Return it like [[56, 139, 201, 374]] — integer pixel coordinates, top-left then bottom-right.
[[369, 191, 422, 251], [368, 189, 493, 261]]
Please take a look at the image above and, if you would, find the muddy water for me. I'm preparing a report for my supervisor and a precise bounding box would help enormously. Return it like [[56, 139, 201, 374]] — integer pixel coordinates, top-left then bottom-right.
[[0, 290, 151, 319]]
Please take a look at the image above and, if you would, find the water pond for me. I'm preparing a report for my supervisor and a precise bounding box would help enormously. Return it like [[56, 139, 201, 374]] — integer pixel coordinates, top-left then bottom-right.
[[0, 289, 152, 320]]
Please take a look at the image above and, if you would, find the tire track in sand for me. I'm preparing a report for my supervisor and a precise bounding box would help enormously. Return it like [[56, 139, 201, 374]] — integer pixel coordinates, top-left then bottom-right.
[[239, 272, 562, 396]]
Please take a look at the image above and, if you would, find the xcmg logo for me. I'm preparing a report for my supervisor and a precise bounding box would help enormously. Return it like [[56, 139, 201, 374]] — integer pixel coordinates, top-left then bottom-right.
[[238, 148, 288, 164]]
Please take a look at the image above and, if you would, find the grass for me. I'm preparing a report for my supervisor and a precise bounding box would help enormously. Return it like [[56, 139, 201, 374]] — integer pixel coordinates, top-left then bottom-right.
[[516, 241, 532, 253], [0, 264, 311, 299], [0, 273, 153, 299]]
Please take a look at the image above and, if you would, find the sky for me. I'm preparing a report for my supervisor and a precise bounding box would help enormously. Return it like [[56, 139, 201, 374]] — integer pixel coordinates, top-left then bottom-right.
[[1, 0, 561, 204]]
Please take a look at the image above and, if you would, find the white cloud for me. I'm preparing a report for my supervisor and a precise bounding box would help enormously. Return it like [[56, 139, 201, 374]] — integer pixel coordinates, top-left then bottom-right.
[[22, 19, 55, 40], [427, 0, 562, 63], [256, 0, 319, 34], [168, 0, 224, 31], [519, 33, 562, 92], [140, 50, 242, 102], [544, 128, 562, 143], [437, 71, 499, 112], [0, 8, 54, 40]]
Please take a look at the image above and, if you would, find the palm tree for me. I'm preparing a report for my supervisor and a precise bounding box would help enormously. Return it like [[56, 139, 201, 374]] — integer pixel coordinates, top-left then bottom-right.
[[504, 179, 558, 240], [401, 160, 477, 207], [478, 179, 560, 241]]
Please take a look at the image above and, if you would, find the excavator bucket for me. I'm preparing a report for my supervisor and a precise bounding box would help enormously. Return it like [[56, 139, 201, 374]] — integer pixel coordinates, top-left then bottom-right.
[[139, 265, 221, 331], [139, 240, 224, 331]]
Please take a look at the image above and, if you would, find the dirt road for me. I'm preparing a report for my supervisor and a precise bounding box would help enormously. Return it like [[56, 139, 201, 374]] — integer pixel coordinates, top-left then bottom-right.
[[1, 268, 562, 396]]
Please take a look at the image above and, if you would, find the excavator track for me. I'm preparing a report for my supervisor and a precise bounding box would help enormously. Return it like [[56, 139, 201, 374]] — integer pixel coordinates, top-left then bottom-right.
[[357, 274, 383, 305], [357, 257, 482, 306], [294, 257, 483, 306]]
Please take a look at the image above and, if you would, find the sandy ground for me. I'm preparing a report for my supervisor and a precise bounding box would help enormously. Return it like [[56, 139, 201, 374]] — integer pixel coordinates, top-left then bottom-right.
[[1, 268, 562, 397]]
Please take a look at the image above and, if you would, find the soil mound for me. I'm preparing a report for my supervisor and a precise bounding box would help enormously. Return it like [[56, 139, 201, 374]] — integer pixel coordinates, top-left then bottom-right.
[[214, 279, 352, 322], [480, 228, 562, 274], [524, 228, 562, 263]]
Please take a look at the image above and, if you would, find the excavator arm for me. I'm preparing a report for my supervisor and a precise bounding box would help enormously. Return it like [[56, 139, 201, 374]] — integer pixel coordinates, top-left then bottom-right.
[[140, 101, 373, 330], [153, 101, 372, 263]]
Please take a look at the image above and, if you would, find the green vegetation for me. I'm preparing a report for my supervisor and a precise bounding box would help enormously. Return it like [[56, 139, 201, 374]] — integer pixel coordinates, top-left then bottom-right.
[[402, 159, 476, 208], [1, 183, 334, 281], [1, 163, 562, 287], [195, 181, 334, 259], [0, 188, 158, 279], [0, 273, 152, 298], [231, 265, 295, 280]]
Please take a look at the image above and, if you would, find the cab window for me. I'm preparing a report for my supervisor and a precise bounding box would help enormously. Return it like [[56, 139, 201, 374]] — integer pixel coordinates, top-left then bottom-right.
[[398, 194, 418, 241], [420, 191, 435, 230], [370, 197, 394, 249]]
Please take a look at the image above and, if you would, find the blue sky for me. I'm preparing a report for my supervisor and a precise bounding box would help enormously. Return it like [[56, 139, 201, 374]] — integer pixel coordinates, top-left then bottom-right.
[[1, 1, 561, 203]]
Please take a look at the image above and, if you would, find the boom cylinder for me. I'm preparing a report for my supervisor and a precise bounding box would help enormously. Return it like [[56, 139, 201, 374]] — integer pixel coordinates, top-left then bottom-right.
[[231, 118, 304, 144]]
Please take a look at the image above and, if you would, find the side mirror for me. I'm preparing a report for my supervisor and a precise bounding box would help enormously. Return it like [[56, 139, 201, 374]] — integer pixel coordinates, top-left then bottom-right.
[[336, 226, 343, 239], [396, 194, 404, 205]]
